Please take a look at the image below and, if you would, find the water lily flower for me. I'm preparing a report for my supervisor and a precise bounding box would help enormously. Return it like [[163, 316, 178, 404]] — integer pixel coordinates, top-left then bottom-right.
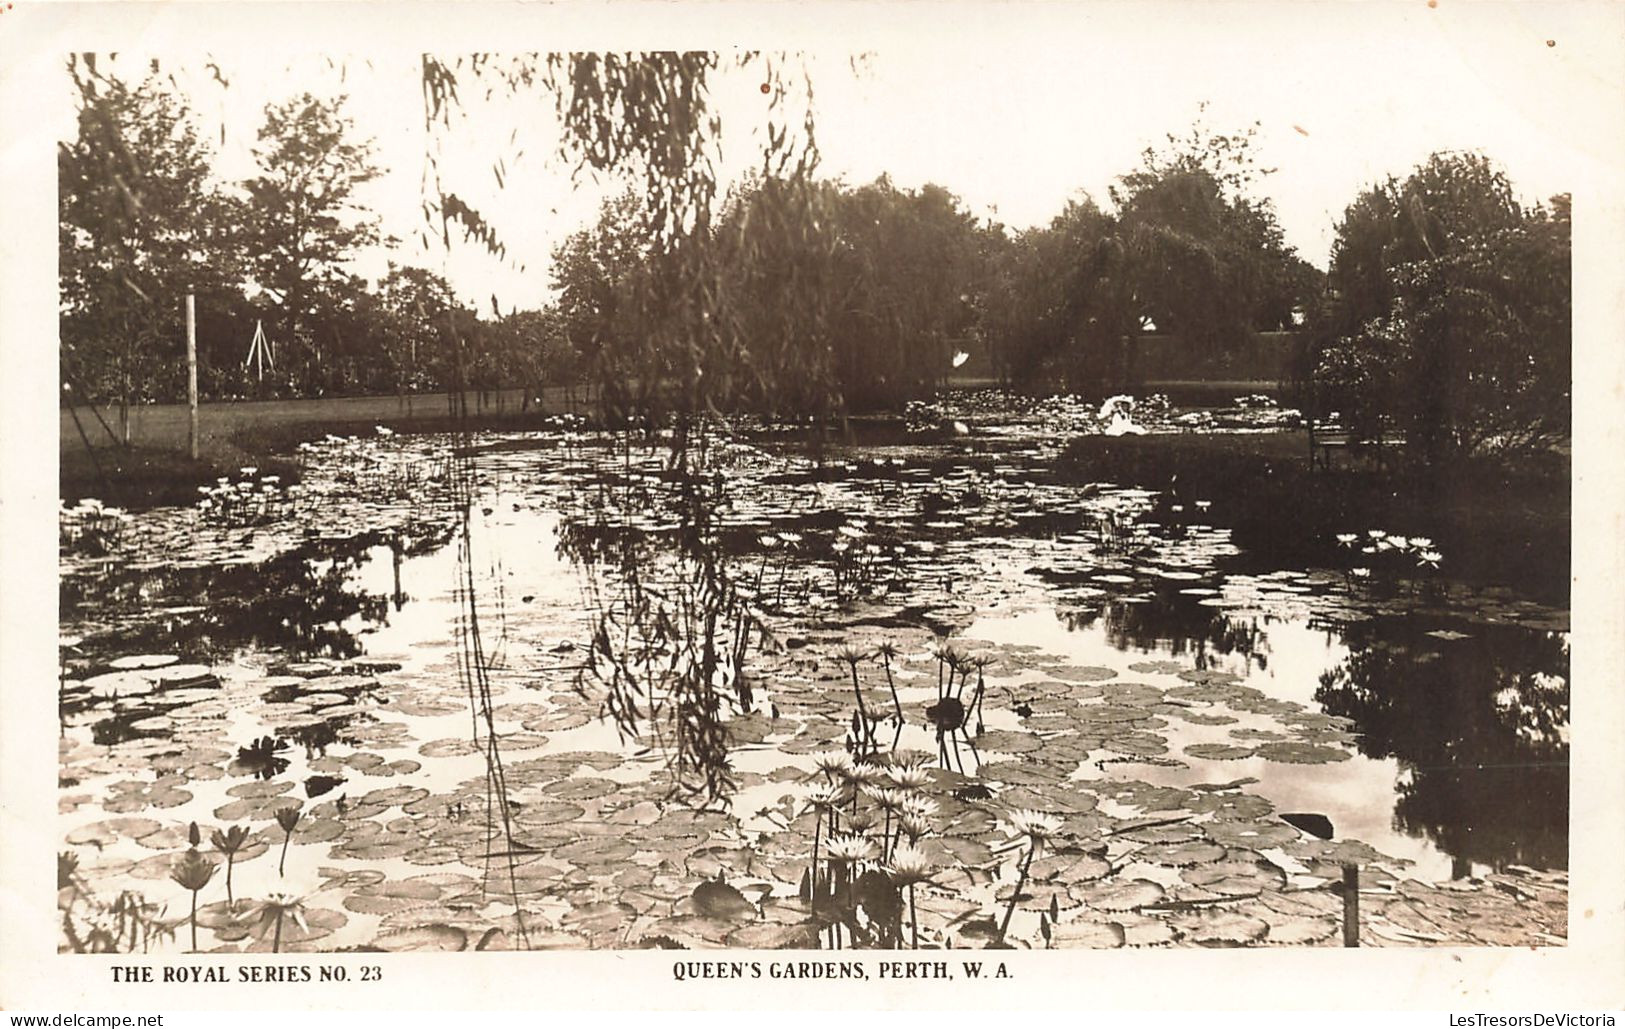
[[1351, 567, 1372, 579], [169, 849, 216, 952], [863, 786, 907, 813], [823, 833, 878, 866], [1335, 533, 1358, 547], [1417, 550, 1443, 569], [253, 893, 309, 954], [1409, 537, 1433, 549], [847, 762, 887, 789], [1007, 809, 1063, 844], [805, 782, 842, 812], [273, 805, 303, 876], [812, 750, 855, 780], [899, 794, 939, 823], [210, 824, 251, 910], [888, 764, 932, 791], [885, 842, 936, 887], [1367, 529, 1385, 538]]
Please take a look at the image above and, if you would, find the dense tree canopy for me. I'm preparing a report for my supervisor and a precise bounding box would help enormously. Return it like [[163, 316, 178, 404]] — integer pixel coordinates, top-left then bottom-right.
[[59, 60, 248, 430], [243, 93, 383, 393], [1306, 153, 1569, 468], [60, 61, 1566, 474]]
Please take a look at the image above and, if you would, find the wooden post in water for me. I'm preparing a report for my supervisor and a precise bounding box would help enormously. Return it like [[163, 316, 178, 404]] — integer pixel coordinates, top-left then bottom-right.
[[1342, 863, 1360, 947], [186, 293, 199, 461]]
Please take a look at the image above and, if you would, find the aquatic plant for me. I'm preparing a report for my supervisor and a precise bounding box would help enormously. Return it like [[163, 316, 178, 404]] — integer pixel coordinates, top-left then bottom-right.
[[169, 844, 215, 952], [253, 893, 308, 954], [836, 646, 878, 753], [874, 642, 904, 721], [209, 824, 250, 911], [885, 842, 936, 950], [804, 782, 843, 901], [235, 735, 291, 780], [59, 497, 133, 556], [273, 806, 302, 877], [58, 852, 173, 954], [996, 809, 1062, 945]]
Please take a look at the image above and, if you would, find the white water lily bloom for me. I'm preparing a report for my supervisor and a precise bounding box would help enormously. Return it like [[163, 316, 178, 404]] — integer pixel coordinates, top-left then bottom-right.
[[886, 842, 936, 886], [1417, 550, 1443, 568], [1409, 537, 1433, 549], [1335, 533, 1359, 547], [812, 750, 855, 778], [1008, 808, 1064, 842], [1351, 567, 1372, 578], [888, 764, 932, 791], [899, 812, 933, 839], [847, 762, 888, 788], [863, 786, 907, 812], [806, 783, 842, 812], [824, 833, 878, 864], [900, 793, 939, 822]]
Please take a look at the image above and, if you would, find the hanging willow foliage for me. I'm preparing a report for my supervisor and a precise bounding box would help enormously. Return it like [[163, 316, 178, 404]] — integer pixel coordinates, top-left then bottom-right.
[[419, 52, 836, 801], [418, 51, 836, 441]]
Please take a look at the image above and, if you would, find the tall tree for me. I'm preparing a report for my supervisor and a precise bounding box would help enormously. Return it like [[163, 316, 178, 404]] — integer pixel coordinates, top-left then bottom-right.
[[59, 59, 246, 432], [1110, 111, 1306, 355], [243, 92, 381, 393], [1310, 153, 1569, 467]]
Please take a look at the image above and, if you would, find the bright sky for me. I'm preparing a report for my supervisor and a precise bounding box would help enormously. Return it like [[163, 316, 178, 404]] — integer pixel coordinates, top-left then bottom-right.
[[54, 3, 1623, 315]]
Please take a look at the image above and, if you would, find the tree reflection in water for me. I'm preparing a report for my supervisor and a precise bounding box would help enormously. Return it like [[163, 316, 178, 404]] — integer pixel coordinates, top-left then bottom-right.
[[60, 526, 454, 663], [1061, 593, 1271, 673], [1314, 619, 1569, 874], [1059, 588, 1568, 873]]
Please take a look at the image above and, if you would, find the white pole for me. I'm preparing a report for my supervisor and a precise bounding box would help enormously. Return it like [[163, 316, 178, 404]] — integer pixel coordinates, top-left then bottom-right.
[[186, 293, 198, 461]]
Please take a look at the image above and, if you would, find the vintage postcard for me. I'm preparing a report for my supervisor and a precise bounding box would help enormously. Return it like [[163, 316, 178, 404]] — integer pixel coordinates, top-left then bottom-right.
[[2, 0, 1622, 1013]]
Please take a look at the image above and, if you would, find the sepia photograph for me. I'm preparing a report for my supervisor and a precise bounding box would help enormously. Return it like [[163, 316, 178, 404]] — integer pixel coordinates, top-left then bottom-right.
[[3, 0, 1624, 1013]]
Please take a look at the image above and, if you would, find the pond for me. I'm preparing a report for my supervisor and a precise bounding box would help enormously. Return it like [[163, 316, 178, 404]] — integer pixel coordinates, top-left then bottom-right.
[[57, 400, 1570, 952]]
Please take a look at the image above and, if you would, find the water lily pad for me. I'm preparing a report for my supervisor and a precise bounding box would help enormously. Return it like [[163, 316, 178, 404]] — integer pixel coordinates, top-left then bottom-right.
[[726, 921, 820, 949], [514, 801, 586, 826], [81, 672, 159, 698], [1074, 878, 1166, 912], [1135, 841, 1228, 867], [541, 777, 618, 802], [1169, 909, 1270, 946], [109, 654, 178, 670], [1254, 741, 1351, 764], [1049, 918, 1125, 947], [66, 817, 162, 847], [370, 925, 468, 951], [1261, 913, 1339, 945], [555, 837, 636, 866], [417, 737, 481, 759], [691, 879, 757, 922], [1184, 743, 1256, 761]]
